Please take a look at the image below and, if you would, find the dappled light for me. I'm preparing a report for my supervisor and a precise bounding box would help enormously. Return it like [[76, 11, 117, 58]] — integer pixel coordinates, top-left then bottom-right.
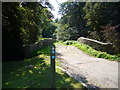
[[3, 50, 84, 88], [2, 1, 120, 89]]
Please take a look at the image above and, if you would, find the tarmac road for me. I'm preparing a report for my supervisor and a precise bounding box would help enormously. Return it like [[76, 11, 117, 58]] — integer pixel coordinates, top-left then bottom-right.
[[55, 44, 119, 88]]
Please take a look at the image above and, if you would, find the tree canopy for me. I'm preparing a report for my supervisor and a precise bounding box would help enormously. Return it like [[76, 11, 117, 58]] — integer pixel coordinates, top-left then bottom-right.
[[55, 2, 87, 40], [3, 2, 120, 61], [55, 2, 120, 42], [2, 2, 55, 61]]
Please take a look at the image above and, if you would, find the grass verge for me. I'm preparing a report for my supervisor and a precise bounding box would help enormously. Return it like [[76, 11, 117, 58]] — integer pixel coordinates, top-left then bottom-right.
[[55, 40, 120, 61], [2, 46, 85, 88]]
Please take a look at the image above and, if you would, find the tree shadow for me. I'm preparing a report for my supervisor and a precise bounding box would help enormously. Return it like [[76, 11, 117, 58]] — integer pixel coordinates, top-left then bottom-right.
[[55, 52, 64, 61], [58, 60, 100, 89], [56, 52, 63, 56], [55, 72, 86, 89], [2, 56, 86, 89], [2, 57, 47, 88], [2, 57, 45, 73], [68, 72, 100, 89]]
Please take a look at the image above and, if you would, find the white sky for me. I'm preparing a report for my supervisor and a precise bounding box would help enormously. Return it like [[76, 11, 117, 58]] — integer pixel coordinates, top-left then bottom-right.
[[49, 0, 67, 19]]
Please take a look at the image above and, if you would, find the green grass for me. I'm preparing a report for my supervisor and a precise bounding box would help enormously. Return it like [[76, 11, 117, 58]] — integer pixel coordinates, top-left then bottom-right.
[[55, 41, 120, 61], [3, 46, 85, 89], [32, 46, 51, 56]]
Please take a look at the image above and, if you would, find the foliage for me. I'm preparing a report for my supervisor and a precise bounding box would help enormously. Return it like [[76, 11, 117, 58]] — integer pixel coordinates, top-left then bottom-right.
[[18, 2, 54, 44], [83, 2, 120, 41], [42, 22, 57, 38], [3, 2, 120, 61], [57, 2, 120, 41], [54, 23, 84, 41], [32, 46, 50, 56], [101, 23, 120, 54], [84, 3, 106, 31], [3, 47, 84, 88], [3, 2, 54, 44], [56, 2, 87, 40], [2, 2, 55, 61], [55, 41, 120, 61], [55, 24, 76, 41], [2, 2, 24, 60]]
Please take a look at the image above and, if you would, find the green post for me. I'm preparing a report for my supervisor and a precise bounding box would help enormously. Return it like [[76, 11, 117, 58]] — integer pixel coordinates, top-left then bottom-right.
[[50, 45, 56, 88]]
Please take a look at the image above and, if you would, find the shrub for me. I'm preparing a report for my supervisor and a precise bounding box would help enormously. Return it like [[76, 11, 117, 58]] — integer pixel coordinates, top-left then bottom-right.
[[101, 23, 120, 54]]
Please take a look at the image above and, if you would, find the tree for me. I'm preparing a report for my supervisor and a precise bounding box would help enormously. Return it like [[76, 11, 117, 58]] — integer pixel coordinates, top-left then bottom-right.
[[83, 2, 120, 41], [2, 2, 54, 61], [101, 24, 120, 54], [42, 22, 57, 38], [58, 2, 86, 40], [55, 24, 70, 41], [19, 2, 54, 44], [2, 2, 24, 61]]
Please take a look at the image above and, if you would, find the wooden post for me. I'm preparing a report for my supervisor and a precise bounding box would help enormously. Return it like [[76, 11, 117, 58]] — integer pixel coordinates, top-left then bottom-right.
[[50, 45, 56, 88]]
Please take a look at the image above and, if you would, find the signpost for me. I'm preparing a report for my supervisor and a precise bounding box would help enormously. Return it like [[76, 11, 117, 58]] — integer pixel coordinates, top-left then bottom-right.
[[50, 45, 56, 88]]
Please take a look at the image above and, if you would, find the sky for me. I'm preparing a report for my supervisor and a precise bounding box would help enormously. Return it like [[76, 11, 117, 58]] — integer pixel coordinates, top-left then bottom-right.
[[49, 0, 67, 19]]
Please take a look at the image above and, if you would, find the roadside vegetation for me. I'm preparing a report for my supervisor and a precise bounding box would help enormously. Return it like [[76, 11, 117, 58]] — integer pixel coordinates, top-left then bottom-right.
[[3, 2, 120, 89], [55, 41, 120, 61], [2, 46, 85, 88]]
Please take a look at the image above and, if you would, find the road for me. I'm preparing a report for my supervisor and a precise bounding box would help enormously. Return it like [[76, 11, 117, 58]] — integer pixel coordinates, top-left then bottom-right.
[[55, 44, 119, 88]]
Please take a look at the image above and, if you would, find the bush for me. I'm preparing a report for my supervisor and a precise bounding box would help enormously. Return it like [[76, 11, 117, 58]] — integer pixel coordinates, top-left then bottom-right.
[[101, 23, 120, 54]]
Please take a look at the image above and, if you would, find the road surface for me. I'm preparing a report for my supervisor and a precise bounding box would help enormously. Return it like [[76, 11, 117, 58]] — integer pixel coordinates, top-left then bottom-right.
[[55, 44, 119, 88]]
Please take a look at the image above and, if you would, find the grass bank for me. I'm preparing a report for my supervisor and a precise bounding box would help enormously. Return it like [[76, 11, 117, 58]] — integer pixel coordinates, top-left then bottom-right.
[[3, 46, 85, 88], [55, 41, 120, 61]]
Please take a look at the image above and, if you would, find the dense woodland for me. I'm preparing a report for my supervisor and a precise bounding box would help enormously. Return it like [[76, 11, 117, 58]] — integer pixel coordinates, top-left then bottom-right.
[[2, 1, 120, 61]]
